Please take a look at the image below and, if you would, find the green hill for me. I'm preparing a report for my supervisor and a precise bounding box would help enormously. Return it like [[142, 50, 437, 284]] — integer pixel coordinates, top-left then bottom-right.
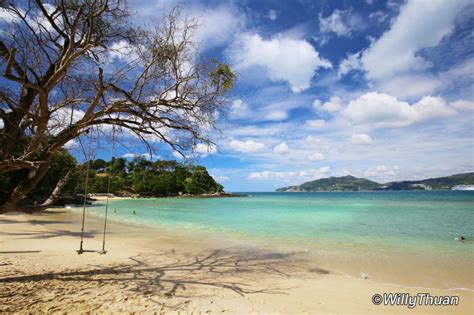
[[276, 173, 474, 192], [381, 172, 474, 190], [276, 175, 382, 192]]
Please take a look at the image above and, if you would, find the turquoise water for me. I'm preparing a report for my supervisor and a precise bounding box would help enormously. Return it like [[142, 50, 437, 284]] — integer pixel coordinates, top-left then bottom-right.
[[89, 191, 474, 258]]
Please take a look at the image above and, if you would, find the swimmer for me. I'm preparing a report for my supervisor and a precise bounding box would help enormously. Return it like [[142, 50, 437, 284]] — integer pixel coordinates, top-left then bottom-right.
[[113, 208, 117, 213], [455, 235, 466, 242], [133, 210, 136, 215]]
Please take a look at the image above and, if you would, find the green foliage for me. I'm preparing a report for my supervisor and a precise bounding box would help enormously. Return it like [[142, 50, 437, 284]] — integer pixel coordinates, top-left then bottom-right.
[[277, 176, 382, 192], [32, 149, 77, 196], [276, 173, 474, 192], [183, 166, 223, 195], [0, 149, 78, 203], [209, 59, 236, 91], [83, 156, 225, 197]]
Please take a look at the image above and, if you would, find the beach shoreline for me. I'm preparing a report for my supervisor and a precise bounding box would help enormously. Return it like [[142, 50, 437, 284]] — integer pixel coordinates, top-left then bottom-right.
[[1, 207, 473, 313]]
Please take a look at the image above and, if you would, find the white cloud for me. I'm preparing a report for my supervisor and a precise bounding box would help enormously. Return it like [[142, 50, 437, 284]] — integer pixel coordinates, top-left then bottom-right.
[[230, 99, 249, 118], [248, 167, 331, 182], [375, 74, 443, 99], [364, 165, 398, 179], [274, 142, 289, 154], [108, 40, 138, 63], [213, 175, 229, 182], [172, 151, 184, 159], [451, 100, 474, 112], [319, 9, 351, 37], [369, 11, 389, 23], [229, 34, 331, 92], [361, 0, 469, 81], [305, 119, 326, 129], [229, 139, 265, 153], [307, 153, 325, 161], [122, 153, 153, 160], [191, 6, 244, 50], [343, 92, 456, 128], [313, 96, 342, 113], [193, 143, 217, 157], [266, 110, 288, 121], [302, 135, 322, 145], [338, 51, 362, 77], [48, 108, 85, 135], [0, 7, 21, 24], [63, 139, 79, 150], [351, 133, 374, 144], [267, 9, 278, 21]]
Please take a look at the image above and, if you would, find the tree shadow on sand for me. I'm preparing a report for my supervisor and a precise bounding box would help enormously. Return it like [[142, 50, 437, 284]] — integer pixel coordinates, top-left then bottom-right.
[[0, 248, 330, 312], [1, 229, 99, 240]]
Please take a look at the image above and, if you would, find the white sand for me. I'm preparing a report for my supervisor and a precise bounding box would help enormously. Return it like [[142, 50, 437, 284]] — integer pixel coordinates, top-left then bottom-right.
[[1, 208, 472, 313]]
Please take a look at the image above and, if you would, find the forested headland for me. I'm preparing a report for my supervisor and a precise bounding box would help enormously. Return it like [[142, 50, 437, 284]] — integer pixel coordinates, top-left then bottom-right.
[[0, 149, 225, 206]]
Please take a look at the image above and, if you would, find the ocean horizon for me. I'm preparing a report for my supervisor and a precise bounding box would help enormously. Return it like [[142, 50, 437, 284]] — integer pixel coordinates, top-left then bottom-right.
[[86, 190, 474, 290]]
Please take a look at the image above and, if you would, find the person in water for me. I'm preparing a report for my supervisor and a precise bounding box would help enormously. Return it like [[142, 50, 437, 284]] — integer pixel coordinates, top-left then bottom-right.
[[133, 210, 136, 215], [455, 235, 466, 241]]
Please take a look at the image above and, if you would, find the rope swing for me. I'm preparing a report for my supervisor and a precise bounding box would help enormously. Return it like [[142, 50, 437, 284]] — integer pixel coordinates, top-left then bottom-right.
[[77, 126, 116, 255]]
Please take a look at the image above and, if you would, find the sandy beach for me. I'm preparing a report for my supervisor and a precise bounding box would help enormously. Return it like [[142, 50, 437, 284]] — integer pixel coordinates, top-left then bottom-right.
[[1, 205, 473, 314]]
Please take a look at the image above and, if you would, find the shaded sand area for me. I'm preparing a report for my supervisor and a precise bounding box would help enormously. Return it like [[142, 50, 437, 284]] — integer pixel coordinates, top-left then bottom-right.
[[1, 207, 473, 313]]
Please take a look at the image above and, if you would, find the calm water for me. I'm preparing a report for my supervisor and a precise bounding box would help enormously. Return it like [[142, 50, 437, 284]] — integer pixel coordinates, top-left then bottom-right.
[[88, 191, 474, 258]]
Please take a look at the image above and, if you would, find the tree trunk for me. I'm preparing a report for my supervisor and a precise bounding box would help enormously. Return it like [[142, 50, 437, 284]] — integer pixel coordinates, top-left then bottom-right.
[[0, 161, 50, 213], [41, 168, 74, 207]]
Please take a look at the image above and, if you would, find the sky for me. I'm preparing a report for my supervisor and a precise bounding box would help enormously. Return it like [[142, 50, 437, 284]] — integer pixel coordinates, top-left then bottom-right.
[[97, 0, 474, 191], [3, 0, 473, 191]]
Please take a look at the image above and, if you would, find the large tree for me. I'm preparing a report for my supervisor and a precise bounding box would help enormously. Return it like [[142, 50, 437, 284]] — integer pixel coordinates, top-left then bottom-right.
[[0, 0, 235, 211]]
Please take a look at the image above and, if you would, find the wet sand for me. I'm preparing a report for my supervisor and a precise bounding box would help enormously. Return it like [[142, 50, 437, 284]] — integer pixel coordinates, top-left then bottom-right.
[[1, 207, 473, 313]]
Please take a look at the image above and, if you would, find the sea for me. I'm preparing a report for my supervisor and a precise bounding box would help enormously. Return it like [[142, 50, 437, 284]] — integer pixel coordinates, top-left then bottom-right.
[[86, 191, 474, 289]]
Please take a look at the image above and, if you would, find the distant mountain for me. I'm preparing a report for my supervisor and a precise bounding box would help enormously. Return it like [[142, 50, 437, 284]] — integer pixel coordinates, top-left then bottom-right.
[[275, 173, 474, 192], [380, 172, 474, 190], [276, 175, 381, 192]]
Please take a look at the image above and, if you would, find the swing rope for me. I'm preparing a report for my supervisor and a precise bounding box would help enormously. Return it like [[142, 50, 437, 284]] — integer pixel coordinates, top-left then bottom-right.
[[101, 125, 116, 253], [78, 129, 93, 254]]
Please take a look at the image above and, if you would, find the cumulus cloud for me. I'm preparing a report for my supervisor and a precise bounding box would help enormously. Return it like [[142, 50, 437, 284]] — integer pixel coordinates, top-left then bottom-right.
[[248, 167, 331, 182], [193, 143, 217, 157], [369, 11, 389, 23], [229, 139, 265, 153], [305, 119, 326, 129], [122, 153, 153, 160], [108, 40, 139, 63], [361, 0, 469, 81], [191, 6, 244, 50], [229, 34, 331, 92], [318, 9, 351, 37], [274, 142, 289, 154], [343, 92, 456, 128], [338, 52, 362, 77], [266, 110, 288, 121], [451, 100, 474, 111], [48, 108, 85, 135], [307, 152, 325, 161], [213, 175, 229, 182], [0, 7, 21, 24], [313, 96, 343, 113], [351, 133, 374, 144], [230, 99, 249, 118], [63, 139, 79, 150], [364, 165, 398, 179], [375, 74, 443, 100], [266, 9, 278, 21]]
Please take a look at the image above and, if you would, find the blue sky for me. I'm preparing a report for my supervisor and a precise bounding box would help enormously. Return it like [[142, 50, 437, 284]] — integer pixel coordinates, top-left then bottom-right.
[[65, 0, 473, 191]]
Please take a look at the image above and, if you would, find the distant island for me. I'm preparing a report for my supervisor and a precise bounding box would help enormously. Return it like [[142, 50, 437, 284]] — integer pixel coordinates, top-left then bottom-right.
[[276, 173, 474, 192]]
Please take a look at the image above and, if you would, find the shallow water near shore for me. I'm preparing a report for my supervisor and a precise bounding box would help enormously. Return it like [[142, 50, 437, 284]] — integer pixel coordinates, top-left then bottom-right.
[[86, 191, 474, 290]]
